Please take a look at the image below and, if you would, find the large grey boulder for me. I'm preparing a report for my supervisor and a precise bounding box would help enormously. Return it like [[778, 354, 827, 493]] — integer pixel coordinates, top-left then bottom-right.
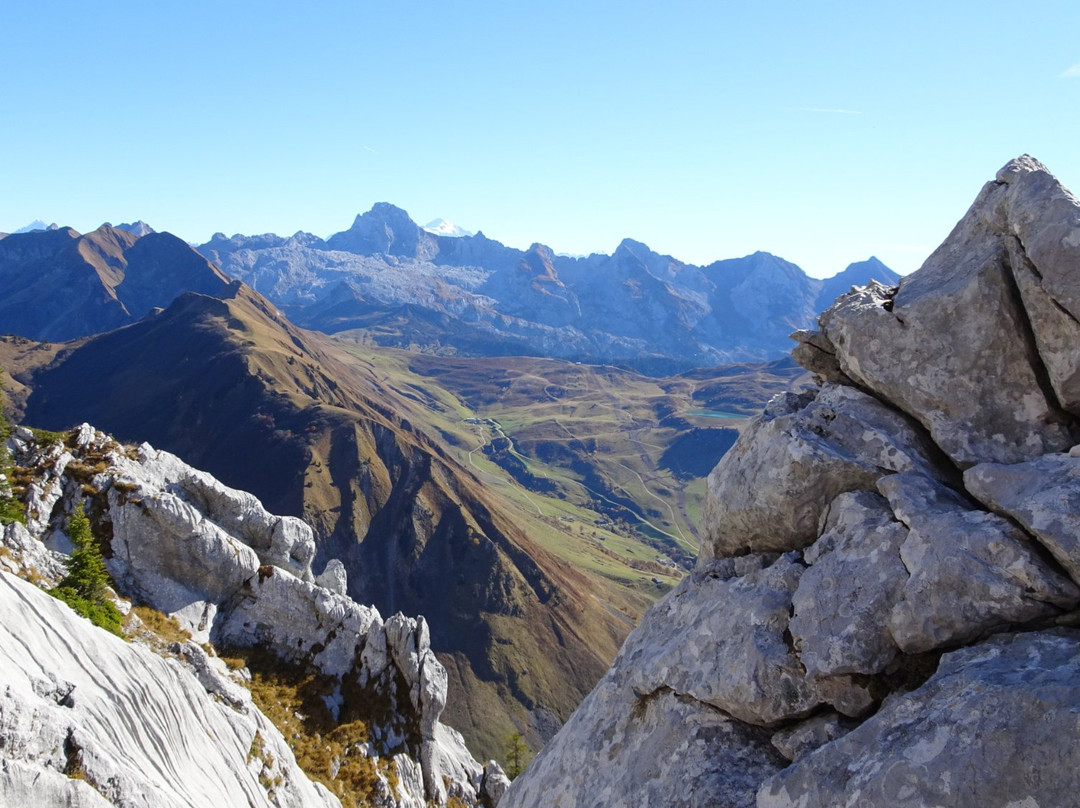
[[879, 472, 1079, 653], [702, 384, 944, 559], [505, 156, 1080, 808], [789, 490, 908, 677], [965, 453, 1080, 584], [758, 630, 1080, 808], [500, 676, 786, 808], [818, 157, 1079, 467]]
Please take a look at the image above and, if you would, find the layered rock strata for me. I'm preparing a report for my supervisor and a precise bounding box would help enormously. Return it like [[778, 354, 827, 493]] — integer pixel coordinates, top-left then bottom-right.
[[503, 157, 1080, 808]]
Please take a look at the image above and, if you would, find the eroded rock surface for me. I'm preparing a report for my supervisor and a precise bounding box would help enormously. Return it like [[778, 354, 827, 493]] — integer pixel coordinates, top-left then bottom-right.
[[0, 571, 339, 808], [759, 631, 1080, 808]]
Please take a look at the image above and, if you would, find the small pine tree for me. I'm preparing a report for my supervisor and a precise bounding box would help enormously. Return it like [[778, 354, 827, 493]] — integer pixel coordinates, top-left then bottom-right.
[[504, 732, 531, 780], [0, 382, 24, 526], [50, 504, 123, 636], [60, 504, 110, 600]]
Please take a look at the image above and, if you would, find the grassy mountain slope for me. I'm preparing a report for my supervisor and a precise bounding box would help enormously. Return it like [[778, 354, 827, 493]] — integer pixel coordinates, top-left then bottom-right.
[[10, 280, 806, 759], [12, 283, 656, 758]]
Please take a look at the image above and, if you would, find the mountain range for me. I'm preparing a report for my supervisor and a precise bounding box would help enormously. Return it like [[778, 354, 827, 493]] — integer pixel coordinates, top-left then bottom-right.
[[0, 223, 228, 342], [197, 204, 899, 373], [0, 206, 897, 371]]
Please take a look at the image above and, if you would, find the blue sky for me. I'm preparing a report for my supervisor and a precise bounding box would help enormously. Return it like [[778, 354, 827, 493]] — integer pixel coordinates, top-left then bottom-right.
[[2, 1, 1078, 278]]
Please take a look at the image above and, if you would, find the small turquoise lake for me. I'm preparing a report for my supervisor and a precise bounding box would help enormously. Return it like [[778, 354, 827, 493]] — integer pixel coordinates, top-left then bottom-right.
[[686, 409, 746, 420]]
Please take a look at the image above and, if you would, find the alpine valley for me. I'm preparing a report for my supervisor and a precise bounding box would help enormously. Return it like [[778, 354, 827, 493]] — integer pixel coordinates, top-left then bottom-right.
[[0, 199, 902, 804]]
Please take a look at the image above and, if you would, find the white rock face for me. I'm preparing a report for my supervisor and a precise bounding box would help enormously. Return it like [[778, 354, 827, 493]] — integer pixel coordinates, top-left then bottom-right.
[[4, 427, 493, 807], [0, 570, 339, 808], [504, 157, 1080, 807]]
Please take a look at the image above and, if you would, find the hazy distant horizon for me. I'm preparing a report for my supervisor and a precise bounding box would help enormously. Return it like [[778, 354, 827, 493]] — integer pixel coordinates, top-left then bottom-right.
[[3, 1, 1077, 279]]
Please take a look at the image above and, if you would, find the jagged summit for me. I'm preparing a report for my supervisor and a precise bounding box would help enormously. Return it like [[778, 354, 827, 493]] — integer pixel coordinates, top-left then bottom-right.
[[503, 159, 1080, 807], [199, 212, 897, 373], [114, 220, 155, 237], [326, 202, 437, 258]]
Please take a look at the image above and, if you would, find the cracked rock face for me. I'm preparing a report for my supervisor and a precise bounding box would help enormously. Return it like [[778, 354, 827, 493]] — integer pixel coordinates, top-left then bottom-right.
[[758, 631, 1080, 808], [702, 384, 945, 560], [504, 156, 1080, 808]]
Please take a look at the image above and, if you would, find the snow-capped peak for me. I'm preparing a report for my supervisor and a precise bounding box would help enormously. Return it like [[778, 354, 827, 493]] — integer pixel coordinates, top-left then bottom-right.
[[423, 218, 474, 238]]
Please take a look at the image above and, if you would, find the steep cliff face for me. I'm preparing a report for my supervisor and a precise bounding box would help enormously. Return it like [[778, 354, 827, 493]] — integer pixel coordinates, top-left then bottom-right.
[[503, 157, 1080, 807], [1, 424, 507, 807]]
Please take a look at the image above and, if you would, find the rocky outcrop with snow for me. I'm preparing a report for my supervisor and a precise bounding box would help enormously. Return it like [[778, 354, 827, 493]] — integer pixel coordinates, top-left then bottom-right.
[[3, 425, 505, 807], [503, 156, 1080, 807]]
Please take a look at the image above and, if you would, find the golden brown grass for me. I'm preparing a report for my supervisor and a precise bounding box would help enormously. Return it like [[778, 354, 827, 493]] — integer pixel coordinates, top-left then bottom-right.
[[223, 647, 401, 808]]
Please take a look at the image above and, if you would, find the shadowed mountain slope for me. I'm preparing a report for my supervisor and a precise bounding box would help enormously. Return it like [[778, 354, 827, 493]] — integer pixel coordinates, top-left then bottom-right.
[[17, 281, 637, 759], [0, 224, 230, 341]]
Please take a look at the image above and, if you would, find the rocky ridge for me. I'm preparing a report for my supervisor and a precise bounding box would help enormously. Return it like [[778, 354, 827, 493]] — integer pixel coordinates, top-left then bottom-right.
[[1, 423, 507, 807], [503, 158, 1080, 807], [0, 223, 231, 342], [199, 211, 899, 373]]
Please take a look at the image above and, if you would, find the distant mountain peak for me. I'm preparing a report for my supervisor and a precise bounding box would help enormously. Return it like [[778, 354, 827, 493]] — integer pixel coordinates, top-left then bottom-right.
[[115, 221, 155, 237], [423, 218, 474, 238], [14, 219, 58, 234]]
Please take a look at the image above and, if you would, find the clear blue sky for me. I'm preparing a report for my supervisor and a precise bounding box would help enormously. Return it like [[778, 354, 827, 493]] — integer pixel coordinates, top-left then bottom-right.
[[2, 1, 1078, 278]]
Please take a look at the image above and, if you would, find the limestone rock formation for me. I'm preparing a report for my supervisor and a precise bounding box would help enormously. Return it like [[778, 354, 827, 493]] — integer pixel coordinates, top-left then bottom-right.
[[0, 570, 339, 808], [2, 424, 504, 807], [503, 156, 1080, 808]]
